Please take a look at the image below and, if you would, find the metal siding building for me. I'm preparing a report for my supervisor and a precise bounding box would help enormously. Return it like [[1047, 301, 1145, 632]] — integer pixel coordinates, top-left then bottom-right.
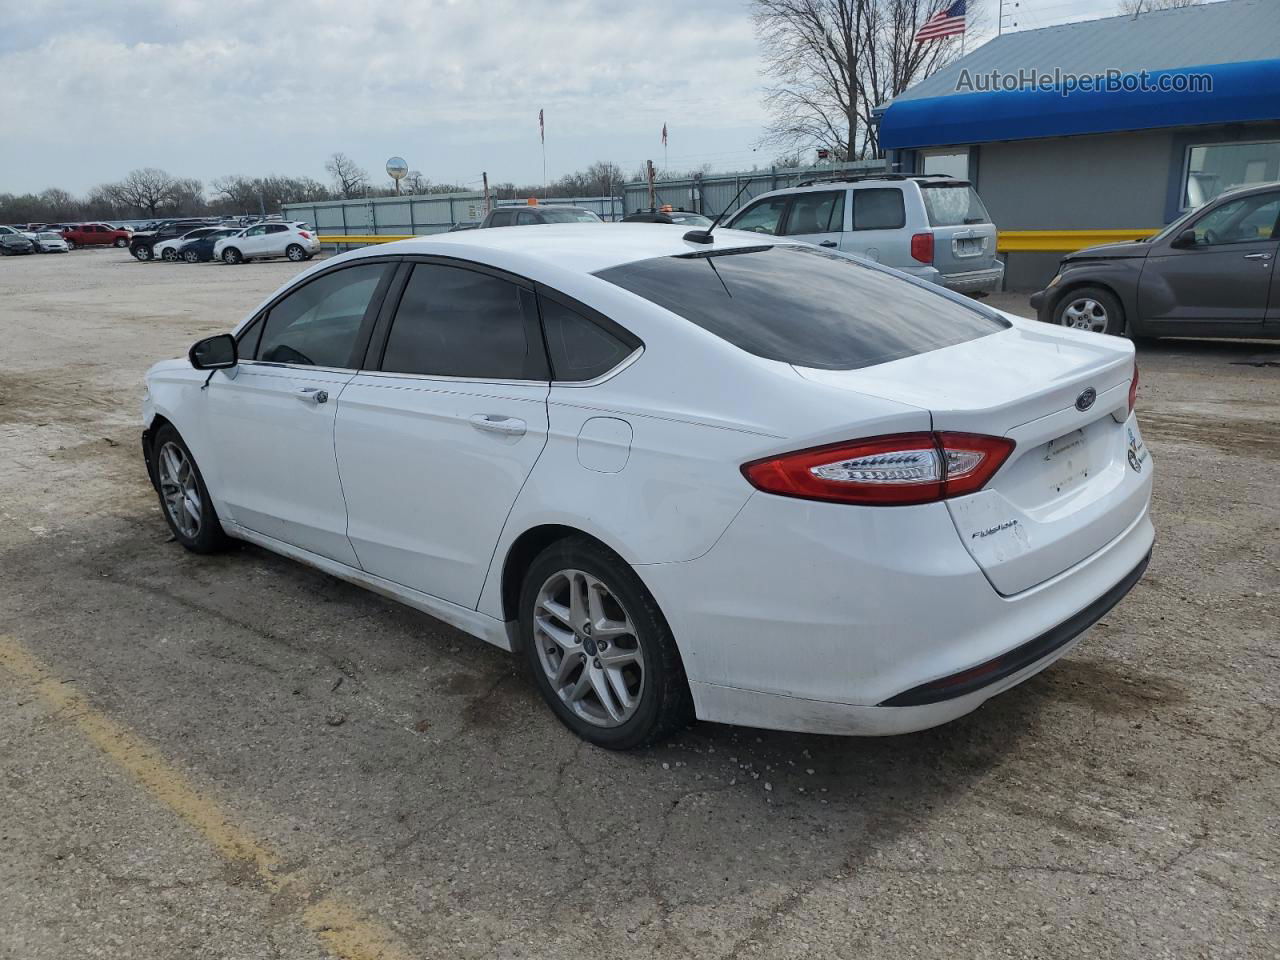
[[878, 0, 1280, 289]]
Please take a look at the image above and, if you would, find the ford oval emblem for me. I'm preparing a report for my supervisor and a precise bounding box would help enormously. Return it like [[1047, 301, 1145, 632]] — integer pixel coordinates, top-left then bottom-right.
[[1076, 388, 1097, 412]]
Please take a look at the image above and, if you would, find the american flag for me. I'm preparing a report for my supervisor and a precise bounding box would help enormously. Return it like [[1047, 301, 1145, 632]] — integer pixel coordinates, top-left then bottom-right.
[[661, 123, 667, 147], [914, 0, 966, 43], [539, 108, 544, 144]]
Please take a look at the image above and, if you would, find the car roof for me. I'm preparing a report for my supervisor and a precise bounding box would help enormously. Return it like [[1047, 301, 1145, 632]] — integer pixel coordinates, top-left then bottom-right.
[[743, 174, 968, 203], [336, 222, 784, 275]]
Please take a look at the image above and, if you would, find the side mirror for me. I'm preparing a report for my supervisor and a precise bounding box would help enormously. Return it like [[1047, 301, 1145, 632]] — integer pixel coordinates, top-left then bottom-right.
[[189, 333, 237, 370], [1171, 228, 1198, 249]]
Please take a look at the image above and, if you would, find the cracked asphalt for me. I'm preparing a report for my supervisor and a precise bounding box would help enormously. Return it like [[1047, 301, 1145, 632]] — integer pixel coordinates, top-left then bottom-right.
[[1, 249, 1278, 959]]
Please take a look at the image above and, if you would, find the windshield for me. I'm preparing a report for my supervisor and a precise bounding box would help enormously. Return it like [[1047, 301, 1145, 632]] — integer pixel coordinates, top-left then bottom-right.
[[1148, 206, 1202, 245], [596, 244, 1007, 371], [540, 209, 602, 223], [920, 184, 991, 226], [37, 232, 60, 239]]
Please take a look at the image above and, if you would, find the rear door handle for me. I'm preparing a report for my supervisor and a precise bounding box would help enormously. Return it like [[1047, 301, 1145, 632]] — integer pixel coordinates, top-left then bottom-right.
[[294, 387, 329, 404], [1244, 252, 1273, 261], [819, 240, 838, 248], [470, 414, 526, 437]]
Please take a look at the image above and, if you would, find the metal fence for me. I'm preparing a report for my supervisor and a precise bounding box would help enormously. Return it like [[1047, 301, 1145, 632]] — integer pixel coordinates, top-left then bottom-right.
[[621, 159, 888, 218], [282, 192, 493, 238]]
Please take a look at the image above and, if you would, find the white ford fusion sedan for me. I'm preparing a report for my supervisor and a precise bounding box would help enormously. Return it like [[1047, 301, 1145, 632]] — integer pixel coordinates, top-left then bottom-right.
[[142, 224, 1153, 749]]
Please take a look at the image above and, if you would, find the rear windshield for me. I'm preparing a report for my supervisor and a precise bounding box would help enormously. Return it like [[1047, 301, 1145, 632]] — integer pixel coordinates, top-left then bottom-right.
[[540, 209, 601, 223], [595, 244, 1006, 370], [920, 184, 991, 227]]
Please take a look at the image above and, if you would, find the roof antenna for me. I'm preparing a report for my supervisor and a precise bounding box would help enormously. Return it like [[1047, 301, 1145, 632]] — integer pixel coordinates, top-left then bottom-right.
[[684, 178, 754, 245]]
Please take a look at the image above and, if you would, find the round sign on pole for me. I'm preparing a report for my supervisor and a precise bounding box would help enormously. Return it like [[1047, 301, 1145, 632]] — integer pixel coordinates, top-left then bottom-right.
[[386, 157, 408, 180]]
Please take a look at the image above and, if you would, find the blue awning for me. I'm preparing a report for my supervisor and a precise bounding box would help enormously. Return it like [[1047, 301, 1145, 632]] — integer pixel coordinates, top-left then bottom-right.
[[880, 58, 1280, 151]]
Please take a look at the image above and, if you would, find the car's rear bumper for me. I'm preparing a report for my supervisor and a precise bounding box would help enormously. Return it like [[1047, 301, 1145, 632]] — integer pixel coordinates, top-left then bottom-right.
[[640, 486, 1154, 736], [941, 263, 1005, 295]]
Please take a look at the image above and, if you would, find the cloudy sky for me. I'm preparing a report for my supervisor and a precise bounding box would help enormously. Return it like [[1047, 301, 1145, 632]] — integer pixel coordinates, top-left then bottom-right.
[[3, 0, 1133, 195]]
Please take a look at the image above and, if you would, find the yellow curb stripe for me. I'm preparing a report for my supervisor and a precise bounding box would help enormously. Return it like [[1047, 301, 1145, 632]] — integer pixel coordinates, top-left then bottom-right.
[[0, 635, 413, 960]]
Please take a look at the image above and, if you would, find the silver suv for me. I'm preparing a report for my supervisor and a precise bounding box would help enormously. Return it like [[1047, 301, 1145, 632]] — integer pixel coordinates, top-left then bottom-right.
[[725, 175, 1003, 296]]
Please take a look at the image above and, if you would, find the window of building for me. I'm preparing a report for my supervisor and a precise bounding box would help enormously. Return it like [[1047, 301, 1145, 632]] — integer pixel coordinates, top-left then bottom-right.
[[1184, 140, 1280, 209]]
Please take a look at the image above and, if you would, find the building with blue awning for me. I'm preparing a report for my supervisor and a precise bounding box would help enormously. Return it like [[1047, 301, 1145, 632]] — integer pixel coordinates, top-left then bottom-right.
[[876, 0, 1280, 289]]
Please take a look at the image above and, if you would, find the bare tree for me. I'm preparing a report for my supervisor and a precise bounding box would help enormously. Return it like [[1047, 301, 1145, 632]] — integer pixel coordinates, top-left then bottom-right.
[[325, 152, 369, 199], [106, 168, 178, 216], [754, 0, 968, 159], [1119, 0, 1201, 14]]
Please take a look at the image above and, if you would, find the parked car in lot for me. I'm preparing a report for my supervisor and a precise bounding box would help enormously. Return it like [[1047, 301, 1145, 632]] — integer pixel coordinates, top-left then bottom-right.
[[0, 226, 35, 254], [62, 222, 132, 249], [622, 209, 714, 228], [1032, 181, 1280, 340], [479, 205, 603, 228], [154, 226, 232, 262], [129, 219, 212, 261], [177, 227, 242, 263], [31, 231, 70, 253], [213, 222, 319, 264], [142, 224, 1152, 749], [724, 174, 1004, 296]]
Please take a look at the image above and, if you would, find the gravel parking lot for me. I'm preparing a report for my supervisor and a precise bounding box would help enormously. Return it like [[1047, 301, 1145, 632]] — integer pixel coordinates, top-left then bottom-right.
[[1, 247, 1277, 959]]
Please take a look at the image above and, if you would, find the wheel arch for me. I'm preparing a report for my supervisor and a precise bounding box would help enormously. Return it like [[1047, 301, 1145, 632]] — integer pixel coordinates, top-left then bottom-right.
[[1048, 276, 1137, 334]]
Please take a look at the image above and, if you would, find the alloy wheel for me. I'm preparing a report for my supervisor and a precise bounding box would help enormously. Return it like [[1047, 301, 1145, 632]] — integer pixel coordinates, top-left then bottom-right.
[[287, 244, 305, 261], [157, 441, 202, 540], [1060, 297, 1109, 333], [533, 569, 644, 727]]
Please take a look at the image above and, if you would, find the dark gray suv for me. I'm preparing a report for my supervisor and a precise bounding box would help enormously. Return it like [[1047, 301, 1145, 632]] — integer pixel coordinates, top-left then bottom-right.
[[1032, 182, 1280, 340], [479, 205, 602, 228]]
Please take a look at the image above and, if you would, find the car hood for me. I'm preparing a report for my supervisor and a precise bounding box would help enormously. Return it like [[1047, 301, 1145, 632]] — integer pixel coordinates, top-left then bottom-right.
[[1062, 241, 1151, 263]]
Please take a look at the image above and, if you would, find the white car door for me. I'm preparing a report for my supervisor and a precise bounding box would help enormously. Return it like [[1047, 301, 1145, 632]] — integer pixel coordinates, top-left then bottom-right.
[[202, 260, 396, 564], [334, 259, 550, 607], [238, 224, 268, 256], [778, 189, 846, 250], [261, 223, 291, 257]]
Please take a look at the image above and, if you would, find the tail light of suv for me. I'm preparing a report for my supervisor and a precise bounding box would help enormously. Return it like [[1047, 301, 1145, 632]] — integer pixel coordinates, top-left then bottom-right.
[[742, 432, 1015, 506], [298, 230, 312, 239], [910, 232, 934, 264]]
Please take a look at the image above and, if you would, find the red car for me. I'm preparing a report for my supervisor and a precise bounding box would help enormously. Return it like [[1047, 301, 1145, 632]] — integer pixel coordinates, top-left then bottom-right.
[[62, 223, 132, 249]]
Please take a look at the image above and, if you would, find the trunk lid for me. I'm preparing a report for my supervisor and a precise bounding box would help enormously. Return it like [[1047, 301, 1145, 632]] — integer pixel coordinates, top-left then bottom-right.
[[794, 321, 1149, 595]]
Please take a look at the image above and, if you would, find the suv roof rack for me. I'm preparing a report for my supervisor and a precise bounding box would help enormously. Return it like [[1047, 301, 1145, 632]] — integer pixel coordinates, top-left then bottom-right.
[[794, 173, 958, 187]]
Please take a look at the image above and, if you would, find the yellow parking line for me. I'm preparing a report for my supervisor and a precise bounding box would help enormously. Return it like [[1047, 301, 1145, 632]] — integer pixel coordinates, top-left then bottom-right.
[[0, 635, 413, 960]]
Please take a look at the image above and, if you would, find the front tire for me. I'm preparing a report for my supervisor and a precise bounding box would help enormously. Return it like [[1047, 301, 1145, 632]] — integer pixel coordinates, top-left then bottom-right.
[[151, 425, 229, 554], [65, 239, 76, 251], [183, 249, 200, 263], [1054, 286, 1124, 336], [519, 537, 693, 750], [133, 245, 152, 262], [114, 237, 128, 248], [222, 247, 243, 265], [161, 247, 178, 262]]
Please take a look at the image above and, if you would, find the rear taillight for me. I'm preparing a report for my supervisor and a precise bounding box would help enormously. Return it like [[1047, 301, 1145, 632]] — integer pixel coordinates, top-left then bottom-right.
[[298, 230, 312, 239], [1128, 361, 1139, 415], [742, 432, 1015, 506], [910, 232, 934, 264]]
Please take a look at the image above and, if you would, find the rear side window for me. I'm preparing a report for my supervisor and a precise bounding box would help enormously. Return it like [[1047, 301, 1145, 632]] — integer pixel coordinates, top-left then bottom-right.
[[539, 208, 601, 223], [380, 263, 547, 380], [516, 211, 539, 225], [729, 198, 788, 235], [488, 210, 514, 227], [852, 189, 906, 230], [256, 263, 388, 367], [920, 184, 991, 226], [266, 224, 289, 234], [596, 245, 1006, 371], [539, 295, 639, 381], [782, 191, 845, 235]]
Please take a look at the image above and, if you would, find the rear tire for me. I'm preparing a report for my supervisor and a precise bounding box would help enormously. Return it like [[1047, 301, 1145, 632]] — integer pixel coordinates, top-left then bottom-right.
[[114, 237, 128, 248], [161, 247, 178, 262], [1053, 286, 1124, 336], [183, 249, 200, 263], [222, 247, 243, 265], [286, 243, 305, 262], [518, 537, 693, 750], [151, 425, 229, 554]]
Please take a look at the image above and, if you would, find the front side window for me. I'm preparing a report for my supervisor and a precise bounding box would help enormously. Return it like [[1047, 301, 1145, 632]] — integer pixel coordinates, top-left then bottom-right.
[[729, 198, 788, 235], [852, 189, 907, 230], [782, 192, 845, 235], [246, 225, 267, 237], [596, 244, 1007, 371], [1190, 192, 1280, 245], [255, 263, 388, 367], [380, 263, 546, 380], [1184, 140, 1280, 208], [539, 296, 638, 382]]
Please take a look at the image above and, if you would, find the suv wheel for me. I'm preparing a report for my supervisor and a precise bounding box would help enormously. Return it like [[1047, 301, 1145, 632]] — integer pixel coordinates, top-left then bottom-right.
[[132, 244, 151, 262], [222, 247, 243, 265], [161, 247, 178, 262], [518, 537, 693, 750], [114, 237, 128, 248], [1054, 286, 1123, 336], [286, 243, 306, 262]]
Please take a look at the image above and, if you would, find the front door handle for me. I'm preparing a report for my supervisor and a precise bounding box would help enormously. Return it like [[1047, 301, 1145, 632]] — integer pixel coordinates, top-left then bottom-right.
[[294, 387, 329, 404], [1244, 252, 1273, 261], [819, 240, 838, 248], [470, 414, 526, 437]]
